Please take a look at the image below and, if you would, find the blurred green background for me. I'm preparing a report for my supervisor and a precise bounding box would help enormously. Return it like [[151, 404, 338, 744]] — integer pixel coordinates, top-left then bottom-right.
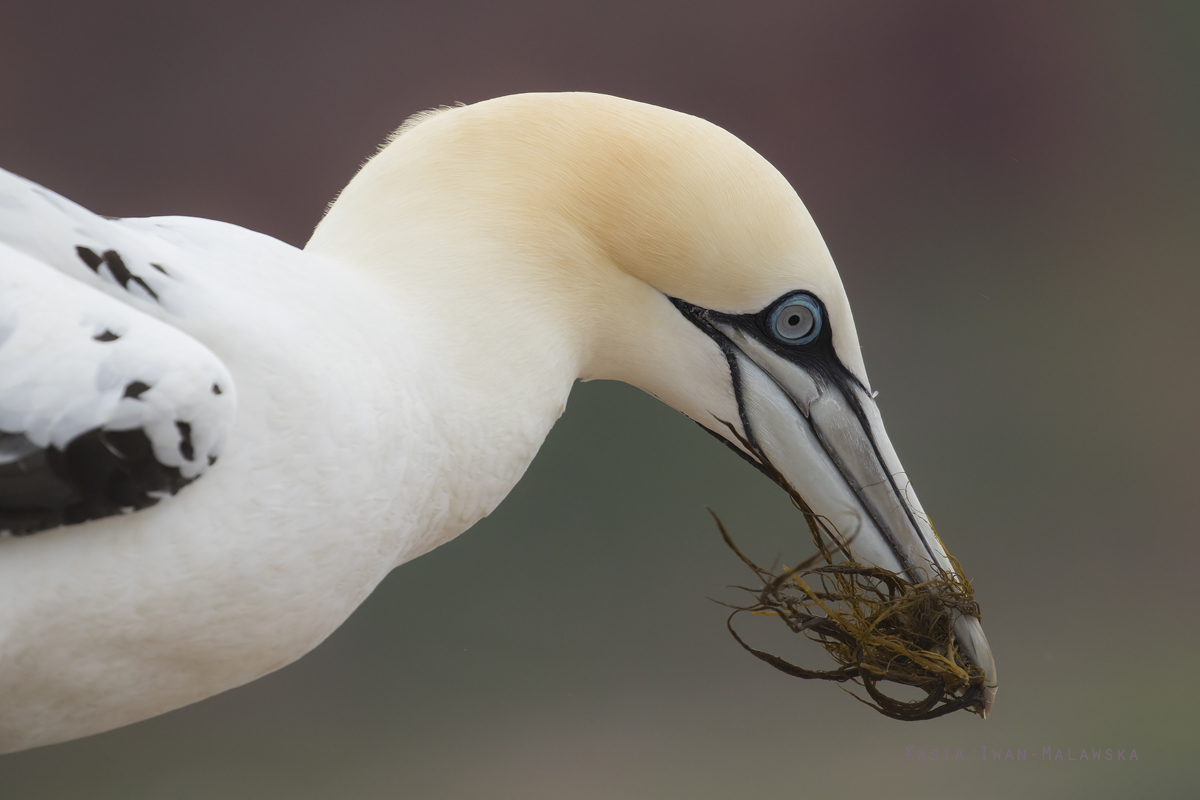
[[1, 1, 1197, 797]]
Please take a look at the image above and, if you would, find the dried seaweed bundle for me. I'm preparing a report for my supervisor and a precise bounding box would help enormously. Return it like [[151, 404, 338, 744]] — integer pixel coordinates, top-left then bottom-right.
[[714, 468, 989, 721]]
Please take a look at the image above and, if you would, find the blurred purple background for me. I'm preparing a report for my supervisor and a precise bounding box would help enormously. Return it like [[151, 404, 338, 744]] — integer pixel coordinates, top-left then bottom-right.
[[1, 2, 1197, 798]]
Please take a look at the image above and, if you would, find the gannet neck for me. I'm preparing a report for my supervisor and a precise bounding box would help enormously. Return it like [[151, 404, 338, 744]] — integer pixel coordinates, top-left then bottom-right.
[[306, 188, 585, 567]]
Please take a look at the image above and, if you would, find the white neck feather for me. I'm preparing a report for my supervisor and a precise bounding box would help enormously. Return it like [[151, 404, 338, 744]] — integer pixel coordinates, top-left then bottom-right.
[[306, 184, 585, 568]]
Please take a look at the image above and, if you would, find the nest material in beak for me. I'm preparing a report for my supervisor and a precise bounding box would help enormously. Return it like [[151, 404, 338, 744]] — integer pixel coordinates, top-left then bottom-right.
[[712, 431, 989, 721]]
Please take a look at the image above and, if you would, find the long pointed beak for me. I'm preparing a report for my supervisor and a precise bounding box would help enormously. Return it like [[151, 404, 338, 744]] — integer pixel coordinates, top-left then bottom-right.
[[712, 322, 998, 716]]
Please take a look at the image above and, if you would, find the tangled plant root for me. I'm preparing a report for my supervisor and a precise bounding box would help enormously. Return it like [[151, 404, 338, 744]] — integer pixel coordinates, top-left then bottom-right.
[[714, 431, 988, 721]]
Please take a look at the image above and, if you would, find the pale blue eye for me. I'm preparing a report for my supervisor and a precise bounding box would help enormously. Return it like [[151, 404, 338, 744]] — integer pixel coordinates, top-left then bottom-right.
[[769, 295, 822, 344]]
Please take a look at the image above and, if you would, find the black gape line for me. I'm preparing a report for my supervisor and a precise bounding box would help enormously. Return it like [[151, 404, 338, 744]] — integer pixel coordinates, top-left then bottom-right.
[[668, 291, 944, 575]]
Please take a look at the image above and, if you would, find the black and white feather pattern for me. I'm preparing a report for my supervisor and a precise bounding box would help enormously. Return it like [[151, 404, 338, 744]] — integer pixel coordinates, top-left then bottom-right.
[[0, 171, 235, 535]]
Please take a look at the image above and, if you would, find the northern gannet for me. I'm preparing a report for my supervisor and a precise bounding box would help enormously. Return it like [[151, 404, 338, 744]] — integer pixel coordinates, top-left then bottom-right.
[[0, 92, 995, 752]]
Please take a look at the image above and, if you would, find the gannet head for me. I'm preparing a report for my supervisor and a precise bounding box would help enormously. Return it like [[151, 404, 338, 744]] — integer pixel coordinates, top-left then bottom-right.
[[310, 92, 996, 714]]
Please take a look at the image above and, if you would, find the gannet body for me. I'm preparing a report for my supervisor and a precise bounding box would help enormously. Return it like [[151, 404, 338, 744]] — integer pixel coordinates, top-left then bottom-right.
[[0, 93, 994, 752]]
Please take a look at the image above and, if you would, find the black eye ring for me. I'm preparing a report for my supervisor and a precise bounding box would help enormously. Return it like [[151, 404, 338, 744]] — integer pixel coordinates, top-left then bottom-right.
[[767, 293, 822, 345]]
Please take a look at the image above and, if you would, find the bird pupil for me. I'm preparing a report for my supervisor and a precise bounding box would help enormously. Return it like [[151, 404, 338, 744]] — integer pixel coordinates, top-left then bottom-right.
[[769, 297, 819, 343]]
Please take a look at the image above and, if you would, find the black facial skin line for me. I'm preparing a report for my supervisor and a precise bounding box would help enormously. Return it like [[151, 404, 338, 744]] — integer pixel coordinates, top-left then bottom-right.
[[665, 298, 767, 473], [669, 292, 943, 573]]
